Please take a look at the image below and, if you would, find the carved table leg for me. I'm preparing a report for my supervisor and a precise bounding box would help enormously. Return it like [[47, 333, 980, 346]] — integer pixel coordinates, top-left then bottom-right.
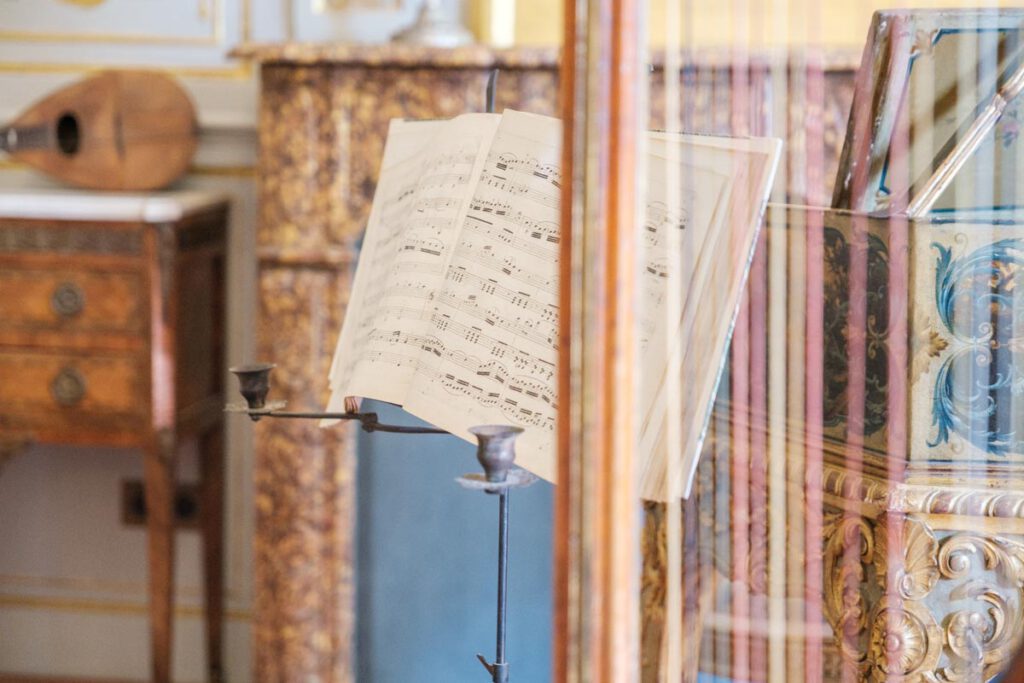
[[200, 425, 225, 683], [144, 431, 178, 683]]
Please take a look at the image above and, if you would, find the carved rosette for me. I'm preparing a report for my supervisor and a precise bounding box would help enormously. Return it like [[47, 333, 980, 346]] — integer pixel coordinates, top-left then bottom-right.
[[823, 513, 1024, 681], [868, 598, 942, 679]]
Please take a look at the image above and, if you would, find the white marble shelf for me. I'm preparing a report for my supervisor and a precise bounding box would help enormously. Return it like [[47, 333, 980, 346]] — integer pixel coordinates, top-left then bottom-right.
[[0, 187, 229, 223]]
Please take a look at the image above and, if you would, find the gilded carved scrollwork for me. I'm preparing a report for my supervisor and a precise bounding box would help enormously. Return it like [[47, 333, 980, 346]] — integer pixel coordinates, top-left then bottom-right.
[[823, 513, 1024, 682], [874, 514, 940, 603], [936, 534, 1024, 681], [823, 514, 875, 667]]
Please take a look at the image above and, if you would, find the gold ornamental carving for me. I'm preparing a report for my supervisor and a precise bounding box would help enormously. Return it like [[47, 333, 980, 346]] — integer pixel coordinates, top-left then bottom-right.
[[822, 514, 874, 666], [937, 534, 1024, 681], [868, 598, 943, 680], [823, 513, 1024, 682]]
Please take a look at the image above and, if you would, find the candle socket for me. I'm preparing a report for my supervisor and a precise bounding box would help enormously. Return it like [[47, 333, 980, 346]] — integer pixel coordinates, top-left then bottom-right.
[[468, 425, 524, 483], [228, 363, 276, 419]]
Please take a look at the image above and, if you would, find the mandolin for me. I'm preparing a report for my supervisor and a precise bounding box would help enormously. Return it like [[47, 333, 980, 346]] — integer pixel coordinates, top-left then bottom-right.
[[0, 70, 198, 191]]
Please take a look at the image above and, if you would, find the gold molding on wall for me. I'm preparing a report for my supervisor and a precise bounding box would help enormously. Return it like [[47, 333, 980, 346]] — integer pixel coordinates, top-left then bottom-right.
[[0, 573, 201, 598], [0, 160, 256, 176], [241, 0, 251, 43], [0, 593, 252, 620], [190, 164, 257, 177], [0, 573, 253, 604], [312, 0, 401, 11], [0, 60, 252, 79], [0, 0, 224, 46], [0, 0, 253, 78]]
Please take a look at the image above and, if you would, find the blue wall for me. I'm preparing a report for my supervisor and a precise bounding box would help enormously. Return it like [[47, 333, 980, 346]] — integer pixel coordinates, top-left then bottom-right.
[[356, 401, 554, 682]]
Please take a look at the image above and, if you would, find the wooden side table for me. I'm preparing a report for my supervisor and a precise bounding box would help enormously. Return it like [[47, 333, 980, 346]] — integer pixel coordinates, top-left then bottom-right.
[[0, 189, 228, 683]]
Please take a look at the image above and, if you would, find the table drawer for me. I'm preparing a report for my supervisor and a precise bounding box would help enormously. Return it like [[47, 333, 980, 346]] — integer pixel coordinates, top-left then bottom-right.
[[0, 266, 146, 337], [0, 349, 148, 422]]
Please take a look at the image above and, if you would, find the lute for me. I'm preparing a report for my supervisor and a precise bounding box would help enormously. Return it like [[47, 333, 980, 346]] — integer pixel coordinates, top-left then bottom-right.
[[0, 70, 198, 191]]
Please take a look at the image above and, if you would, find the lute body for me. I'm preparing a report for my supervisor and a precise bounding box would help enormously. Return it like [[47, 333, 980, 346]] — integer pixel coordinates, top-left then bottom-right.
[[0, 70, 198, 191]]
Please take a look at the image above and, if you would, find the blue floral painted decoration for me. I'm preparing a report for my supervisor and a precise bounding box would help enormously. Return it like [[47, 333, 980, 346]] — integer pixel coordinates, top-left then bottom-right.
[[930, 239, 1024, 456]]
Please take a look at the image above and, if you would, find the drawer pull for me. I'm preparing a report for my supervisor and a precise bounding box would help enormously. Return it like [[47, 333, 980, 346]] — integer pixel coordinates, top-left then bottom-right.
[[51, 367, 86, 406], [51, 281, 85, 318]]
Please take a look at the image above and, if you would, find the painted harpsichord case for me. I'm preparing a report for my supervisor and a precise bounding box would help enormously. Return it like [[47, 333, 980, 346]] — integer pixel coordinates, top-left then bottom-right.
[[796, 10, 1024, 680], [824, 9, 1024, 482]]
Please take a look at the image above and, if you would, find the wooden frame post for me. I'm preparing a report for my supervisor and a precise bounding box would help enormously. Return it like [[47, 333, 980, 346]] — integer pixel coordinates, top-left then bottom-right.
[[556, 0, 644, 680]]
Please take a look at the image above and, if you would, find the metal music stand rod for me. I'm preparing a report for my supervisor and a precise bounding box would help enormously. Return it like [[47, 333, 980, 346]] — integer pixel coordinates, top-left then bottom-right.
[[227, 362, 536, 683]]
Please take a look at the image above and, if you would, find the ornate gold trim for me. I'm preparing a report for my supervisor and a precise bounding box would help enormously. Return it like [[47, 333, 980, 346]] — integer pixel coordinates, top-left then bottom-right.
[[822, 463, 1024, 520]]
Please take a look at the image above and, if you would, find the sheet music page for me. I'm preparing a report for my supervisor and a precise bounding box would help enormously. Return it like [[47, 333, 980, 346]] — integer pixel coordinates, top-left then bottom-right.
[[324, 109, 780, 496], [325, 114, 500, 414], [403, 110, 563, 481]]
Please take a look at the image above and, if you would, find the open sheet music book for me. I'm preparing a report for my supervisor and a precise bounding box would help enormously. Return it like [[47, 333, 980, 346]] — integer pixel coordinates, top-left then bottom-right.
[[325, 109, 781, 500]]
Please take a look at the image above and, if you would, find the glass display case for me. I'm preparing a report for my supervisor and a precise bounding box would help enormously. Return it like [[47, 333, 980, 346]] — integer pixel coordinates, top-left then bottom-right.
[[556, 4, 1024, 682]]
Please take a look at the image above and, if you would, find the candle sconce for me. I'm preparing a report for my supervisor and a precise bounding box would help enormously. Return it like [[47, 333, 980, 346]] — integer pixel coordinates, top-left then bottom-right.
[[227, 362, 536, 682]]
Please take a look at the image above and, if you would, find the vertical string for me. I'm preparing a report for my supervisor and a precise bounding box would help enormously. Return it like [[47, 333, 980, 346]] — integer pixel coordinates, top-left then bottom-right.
[[728, 3, 753, 677], [784, 47, 809, 683], [661, 0, 684, 680], [884, 44, 911, 683], [748, 56, 772, 683], [802, 1, 827, 676], [765, 4, 792, 682], [839, 9, 876, 680]]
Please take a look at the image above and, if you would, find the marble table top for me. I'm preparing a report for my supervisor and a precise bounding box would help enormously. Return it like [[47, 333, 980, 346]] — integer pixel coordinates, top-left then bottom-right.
[[0, 187, 229, 223]]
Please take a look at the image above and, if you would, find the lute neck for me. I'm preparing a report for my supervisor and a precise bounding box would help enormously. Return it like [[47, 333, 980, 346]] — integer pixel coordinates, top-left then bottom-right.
[[0, 124, 51, 154]]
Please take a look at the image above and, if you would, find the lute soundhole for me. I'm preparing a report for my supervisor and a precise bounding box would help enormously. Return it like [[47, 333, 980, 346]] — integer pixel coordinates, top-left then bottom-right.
[[56, 112, 80, 156]]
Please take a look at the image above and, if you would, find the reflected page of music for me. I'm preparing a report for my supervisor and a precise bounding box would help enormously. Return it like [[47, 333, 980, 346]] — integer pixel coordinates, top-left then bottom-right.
[[403, 110, 562, 481], [638, 134, 782, 500]]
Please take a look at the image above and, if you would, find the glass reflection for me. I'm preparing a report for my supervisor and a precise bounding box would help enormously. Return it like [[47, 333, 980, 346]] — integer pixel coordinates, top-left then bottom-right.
[[640, 6, 1024, 682]]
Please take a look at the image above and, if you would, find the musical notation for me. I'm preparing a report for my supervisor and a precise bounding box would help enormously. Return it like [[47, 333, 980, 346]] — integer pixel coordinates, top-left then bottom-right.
[[333, 112, 708, 478], [398, 111, 566, 478], [327, 115, 501, 404]]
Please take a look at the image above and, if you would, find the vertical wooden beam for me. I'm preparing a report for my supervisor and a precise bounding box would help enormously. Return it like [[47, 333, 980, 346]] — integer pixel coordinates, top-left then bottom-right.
[[556, 0, 643, 680]]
